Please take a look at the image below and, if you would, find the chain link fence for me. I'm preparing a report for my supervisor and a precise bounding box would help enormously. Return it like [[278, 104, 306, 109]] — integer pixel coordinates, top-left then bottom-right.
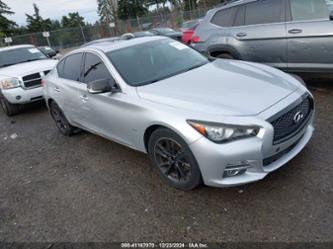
[[1, 9, 209, 51]]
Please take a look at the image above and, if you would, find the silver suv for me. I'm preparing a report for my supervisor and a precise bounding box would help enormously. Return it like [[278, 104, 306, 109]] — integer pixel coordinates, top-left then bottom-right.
[[192, 0, 333, 73]]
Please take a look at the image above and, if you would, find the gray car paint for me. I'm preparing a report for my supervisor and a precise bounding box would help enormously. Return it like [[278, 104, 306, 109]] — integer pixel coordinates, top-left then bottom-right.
[[192, 0, 333, 73]]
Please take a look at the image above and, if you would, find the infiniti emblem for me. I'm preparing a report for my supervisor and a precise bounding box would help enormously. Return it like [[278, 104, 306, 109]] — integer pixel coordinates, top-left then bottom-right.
[[293, 111, 304, 124]]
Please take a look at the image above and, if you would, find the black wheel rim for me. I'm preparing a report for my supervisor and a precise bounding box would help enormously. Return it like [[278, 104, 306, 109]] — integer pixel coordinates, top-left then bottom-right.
[[50, 104, 69, 133], [153, 137, 192, 183]]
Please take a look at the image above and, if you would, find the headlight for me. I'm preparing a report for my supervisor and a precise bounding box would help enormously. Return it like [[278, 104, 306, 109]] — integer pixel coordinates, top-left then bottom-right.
[[188, 120, 260, 143], [0, 78, 21, 89]]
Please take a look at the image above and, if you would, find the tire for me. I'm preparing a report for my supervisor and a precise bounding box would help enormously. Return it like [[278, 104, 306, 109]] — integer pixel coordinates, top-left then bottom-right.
[[49, 101, 75, 136], [216, 53, 234, 59], [0, 95, 19, 116], [148, 128, 202, 190]]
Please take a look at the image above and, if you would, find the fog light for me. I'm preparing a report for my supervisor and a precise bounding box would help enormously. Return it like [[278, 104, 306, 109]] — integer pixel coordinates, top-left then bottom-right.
[[223, 160, 256, 178], [16, 95, 21, 100]]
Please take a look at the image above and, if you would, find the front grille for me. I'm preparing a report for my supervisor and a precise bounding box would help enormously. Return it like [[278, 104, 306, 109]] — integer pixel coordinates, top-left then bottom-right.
[[268, 94, 313, 144], [22, 73, 42, 88], [22, 73, 40, 81], [263, 136, 303, 167]]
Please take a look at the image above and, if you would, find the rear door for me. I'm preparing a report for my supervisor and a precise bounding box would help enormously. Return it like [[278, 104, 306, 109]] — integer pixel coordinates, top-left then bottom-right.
[[229, 0, 288, 69], [54, 52, 84, 125], [286, 0, 333, 72]]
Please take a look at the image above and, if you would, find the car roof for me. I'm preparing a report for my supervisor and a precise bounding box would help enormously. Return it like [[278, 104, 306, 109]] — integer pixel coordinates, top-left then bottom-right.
[[0, 44, 34, 52], [213, 0, 256, 11], [81, 37, 121, 47], [79, 36, 166, 53]]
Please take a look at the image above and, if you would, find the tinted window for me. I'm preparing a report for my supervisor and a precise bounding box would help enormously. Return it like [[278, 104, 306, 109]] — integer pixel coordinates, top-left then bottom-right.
[[83, 53, 112, 83], [291, 0, 329, 21], [0, 47, 47, 68], [57, 60, 65, 78], [327, 0, 333, 11], [211, 7, 237, 27], [234, 6, 245, 26], [108, 39, 208, 86], [63, 53, 83, 81], [244, 0, 283, 25]]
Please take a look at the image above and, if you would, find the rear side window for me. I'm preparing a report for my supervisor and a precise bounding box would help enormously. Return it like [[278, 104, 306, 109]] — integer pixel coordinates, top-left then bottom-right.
[[83, 53, 112, 84], [244, 0, 284, 25], [291, 0, 329, 21], [211, 7, 238, 27], [56, 60, 65, 78], [63, 53, 83, 81]]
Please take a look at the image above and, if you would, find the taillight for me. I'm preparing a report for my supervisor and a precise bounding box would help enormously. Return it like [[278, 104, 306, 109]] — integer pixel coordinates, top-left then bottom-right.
[[191, 36, 200, 43], [41, 79, 46, 87]]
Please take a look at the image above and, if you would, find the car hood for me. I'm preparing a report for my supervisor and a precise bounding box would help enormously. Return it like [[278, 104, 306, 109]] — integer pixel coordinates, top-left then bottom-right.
[[0, 59, 57, 79], [137, 60, 300, 116]]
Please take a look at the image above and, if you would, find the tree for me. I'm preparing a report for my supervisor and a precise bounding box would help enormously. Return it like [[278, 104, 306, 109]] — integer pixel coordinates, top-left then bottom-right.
[[117, 0, 148, 20], [98, 0, 118, 23], [0, 0, 17, 36], [26, 3, 52, 32], [61, 12, 85, 28]]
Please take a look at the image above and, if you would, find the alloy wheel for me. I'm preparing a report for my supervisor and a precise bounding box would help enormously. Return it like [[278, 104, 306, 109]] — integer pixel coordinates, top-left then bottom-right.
[[153, 137, 192, 183]]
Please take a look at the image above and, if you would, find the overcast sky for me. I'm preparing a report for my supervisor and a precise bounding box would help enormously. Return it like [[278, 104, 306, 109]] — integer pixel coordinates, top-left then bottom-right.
[[3, 0, 99, 25]]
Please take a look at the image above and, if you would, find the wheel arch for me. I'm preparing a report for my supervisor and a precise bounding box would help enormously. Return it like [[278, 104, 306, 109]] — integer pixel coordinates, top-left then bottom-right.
[[208, 44, 242, 59], [143, 123, 191, 153]]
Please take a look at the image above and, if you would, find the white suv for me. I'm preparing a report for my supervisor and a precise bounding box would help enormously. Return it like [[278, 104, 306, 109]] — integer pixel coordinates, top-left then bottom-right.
[[0, 45, 58, 116]]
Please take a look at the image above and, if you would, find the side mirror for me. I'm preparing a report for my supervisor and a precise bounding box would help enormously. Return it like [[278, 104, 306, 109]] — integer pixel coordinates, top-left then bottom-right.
[[87, 78, 119, 94], [330, 10, 333, 21]]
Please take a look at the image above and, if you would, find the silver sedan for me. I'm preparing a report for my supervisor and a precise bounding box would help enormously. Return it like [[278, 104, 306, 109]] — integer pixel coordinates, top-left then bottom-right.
[[44, 37, 314, 190]]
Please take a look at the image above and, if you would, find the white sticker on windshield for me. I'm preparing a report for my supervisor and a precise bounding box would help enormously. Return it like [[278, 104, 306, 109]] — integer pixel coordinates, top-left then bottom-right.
[[169, 42, 188, 50], [28, 48, 40, 53]]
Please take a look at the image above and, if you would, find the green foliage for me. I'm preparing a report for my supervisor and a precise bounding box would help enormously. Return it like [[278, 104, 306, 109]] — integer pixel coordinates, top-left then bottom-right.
[[61, 12, 85, 28], [26, 3, 52, 32], [0, 0, 17, 36], [117, 0, 148, 20]]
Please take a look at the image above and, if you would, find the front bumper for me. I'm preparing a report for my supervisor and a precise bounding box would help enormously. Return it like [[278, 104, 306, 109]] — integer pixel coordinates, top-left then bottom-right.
[[1, 86, 44, 104], [190, 116, 314, 187]]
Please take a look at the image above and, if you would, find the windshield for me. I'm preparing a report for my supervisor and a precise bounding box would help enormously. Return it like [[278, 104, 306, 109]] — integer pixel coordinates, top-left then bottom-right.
[[0, 47, 47, 68], [107, 39, 209, 86]]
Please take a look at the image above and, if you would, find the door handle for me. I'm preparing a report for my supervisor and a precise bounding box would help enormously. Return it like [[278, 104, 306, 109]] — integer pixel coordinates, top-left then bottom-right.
[[54, 87, 61, 93], [288, 29, 303, 34], [80, 95, 89, 101], [236, 32, 247, 38]]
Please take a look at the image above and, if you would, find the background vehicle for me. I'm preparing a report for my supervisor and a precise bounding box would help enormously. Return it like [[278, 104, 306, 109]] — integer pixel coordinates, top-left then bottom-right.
[[181, 19, 201, 44], [150, 28, 182, 41], [44, 37, 314, 190], [192, 0, 333, 73], [180, 20, 201, 32], [0, 45, 58, 116], [38, 46, 62, 59], [81, 37, 121, 47], [121, 31, 154, 40]]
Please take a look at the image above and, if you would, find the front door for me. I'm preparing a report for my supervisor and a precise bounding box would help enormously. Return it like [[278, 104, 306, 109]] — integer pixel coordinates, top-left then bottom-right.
[[229, 0, 288, 69]]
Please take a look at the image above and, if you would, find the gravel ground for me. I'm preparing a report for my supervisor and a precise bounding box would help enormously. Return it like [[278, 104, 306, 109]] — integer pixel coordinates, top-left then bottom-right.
[[0, 79, 332, 242]]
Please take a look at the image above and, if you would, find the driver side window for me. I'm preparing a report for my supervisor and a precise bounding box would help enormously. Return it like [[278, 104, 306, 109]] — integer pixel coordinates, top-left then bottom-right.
[[83, 53, 113, 84]]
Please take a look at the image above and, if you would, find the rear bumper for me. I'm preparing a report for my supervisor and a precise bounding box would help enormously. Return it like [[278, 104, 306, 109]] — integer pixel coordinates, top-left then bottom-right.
[[1, 86, 44, 104], [190, 117, 314, 188]]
